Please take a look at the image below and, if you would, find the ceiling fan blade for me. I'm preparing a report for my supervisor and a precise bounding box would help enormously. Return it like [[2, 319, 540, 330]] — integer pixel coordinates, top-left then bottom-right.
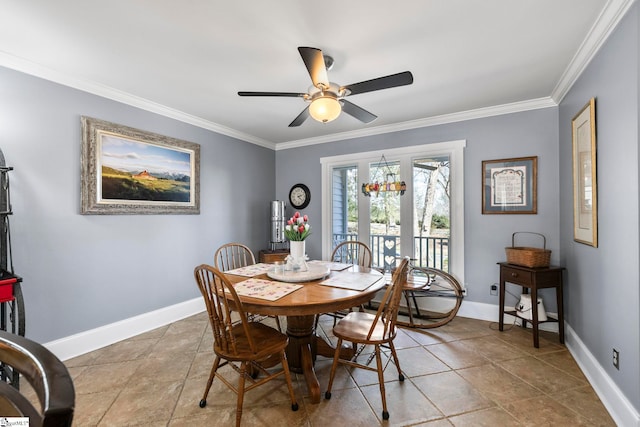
[[342, 71, 414, 96], [288, 106, 310, 127], [298, 47, 330, 89], [238, 91, 306, 97], [341, 100, 377, 123]]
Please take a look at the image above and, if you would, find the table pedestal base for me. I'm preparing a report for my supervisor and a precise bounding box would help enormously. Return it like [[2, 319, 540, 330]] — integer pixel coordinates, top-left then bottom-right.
[[285, 315, 355, 403]]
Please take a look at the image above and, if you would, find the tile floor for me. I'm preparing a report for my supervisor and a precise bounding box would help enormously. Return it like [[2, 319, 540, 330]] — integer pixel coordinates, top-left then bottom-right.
[[61, 314, 616, 426]]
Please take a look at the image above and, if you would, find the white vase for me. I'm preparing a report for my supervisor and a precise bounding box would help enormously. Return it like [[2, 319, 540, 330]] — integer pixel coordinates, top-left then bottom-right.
[[288, 240, 308, 271]]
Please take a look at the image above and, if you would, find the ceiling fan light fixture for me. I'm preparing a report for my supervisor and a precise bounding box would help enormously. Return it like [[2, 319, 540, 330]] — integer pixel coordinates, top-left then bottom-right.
[[309, 95, 341, 123]]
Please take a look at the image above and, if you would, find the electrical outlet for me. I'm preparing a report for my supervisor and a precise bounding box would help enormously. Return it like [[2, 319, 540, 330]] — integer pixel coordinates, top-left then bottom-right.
[[490, 284, 498, 296], [613, 349, 620, 370]]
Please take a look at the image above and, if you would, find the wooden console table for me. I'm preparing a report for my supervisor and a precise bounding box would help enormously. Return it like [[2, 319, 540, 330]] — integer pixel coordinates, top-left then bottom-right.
[[258, 249, 288, 264], [498, 262, 565, 348]]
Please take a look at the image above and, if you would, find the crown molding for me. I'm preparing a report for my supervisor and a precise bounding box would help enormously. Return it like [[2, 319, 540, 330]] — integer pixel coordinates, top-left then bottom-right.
[[275, 97, 557, 151], [0, 51, 276, 150], [551, 0, 637, 103]]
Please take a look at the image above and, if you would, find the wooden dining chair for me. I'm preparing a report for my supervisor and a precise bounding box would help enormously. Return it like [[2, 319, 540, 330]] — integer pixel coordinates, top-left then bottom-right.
[[324, 256, 410, 421], [331, 240, 373, 268], [194, 264, 298, 427], [214, 242, 281, 331], [0, 330, 75, 426], [214, 242, 256, 272], [316, 240, 373, 329]]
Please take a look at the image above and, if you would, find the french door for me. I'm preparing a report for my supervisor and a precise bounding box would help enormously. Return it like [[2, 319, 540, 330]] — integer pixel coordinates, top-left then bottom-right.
[[321, 140, 465, 284]]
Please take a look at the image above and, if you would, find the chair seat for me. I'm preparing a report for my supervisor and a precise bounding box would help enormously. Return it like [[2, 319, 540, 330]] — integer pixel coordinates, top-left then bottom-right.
[[404, 275, 431, 291], [333, 312, 396, 344], [215, 322, 289, 361]]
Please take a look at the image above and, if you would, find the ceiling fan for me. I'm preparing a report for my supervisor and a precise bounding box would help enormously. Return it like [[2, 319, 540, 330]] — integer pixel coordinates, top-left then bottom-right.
[[238, 47, 414, 127]]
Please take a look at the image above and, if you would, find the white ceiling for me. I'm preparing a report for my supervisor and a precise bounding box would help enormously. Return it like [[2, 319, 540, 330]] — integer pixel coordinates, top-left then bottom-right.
[[0, 0, 634, 149]]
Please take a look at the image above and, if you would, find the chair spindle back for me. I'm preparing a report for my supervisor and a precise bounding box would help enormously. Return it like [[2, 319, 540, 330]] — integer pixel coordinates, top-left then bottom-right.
[[214, 243, 256, 272], [331, 241, 372, 268], [194, 264, 256, 356], [366, 256, 410, 341]]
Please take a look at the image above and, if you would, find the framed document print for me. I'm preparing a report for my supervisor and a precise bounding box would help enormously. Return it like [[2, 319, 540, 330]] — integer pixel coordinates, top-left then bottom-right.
[[482, 156, 537, 214], [572, 98, 597, 247]]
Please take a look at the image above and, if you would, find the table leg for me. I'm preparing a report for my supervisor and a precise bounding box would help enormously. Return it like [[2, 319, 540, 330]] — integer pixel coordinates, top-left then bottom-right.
[[498, 280, 505, 331], [285, 315, 320, 403], [557, 280, 565, 344], [300, 343, 319, 402], [316, 334, 355, 359], [531, 287, 539, 348]]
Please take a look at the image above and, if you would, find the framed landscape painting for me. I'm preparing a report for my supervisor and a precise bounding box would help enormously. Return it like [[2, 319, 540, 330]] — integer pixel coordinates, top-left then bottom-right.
[[81, 117, 200, 214]]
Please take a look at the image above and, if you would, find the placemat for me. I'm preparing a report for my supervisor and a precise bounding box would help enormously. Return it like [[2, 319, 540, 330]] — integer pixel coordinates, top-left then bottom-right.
[[225, 263, 273, 277], [319, 272, 384, 291], [233, 278, 302, 301]]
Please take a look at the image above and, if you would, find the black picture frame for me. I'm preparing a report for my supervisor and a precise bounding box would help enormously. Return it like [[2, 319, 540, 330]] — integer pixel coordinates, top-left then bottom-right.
[[482, 156, 537, 214]]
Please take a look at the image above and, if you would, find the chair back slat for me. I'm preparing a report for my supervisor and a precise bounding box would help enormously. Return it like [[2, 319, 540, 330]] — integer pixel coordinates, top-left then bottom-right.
[[366, 257, 409, 341], [215, 243, 256, 272], [194, 264, 256, 356], [331, 241, 372, 268]]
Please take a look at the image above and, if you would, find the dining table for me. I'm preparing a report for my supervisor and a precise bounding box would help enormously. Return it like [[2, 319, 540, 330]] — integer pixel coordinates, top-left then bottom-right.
[[223, 262, 385, 404]]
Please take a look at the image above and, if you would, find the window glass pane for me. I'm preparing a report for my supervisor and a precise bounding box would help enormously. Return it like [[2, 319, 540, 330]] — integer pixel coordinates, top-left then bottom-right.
[[331, 166, 358, 248], [413, 156, 450, 270], [369, 160, 400, 270]]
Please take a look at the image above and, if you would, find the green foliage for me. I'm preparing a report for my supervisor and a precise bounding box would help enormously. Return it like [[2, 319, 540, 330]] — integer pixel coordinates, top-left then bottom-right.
[[101, 171, 191, 202], [432, 214, 450, 229]]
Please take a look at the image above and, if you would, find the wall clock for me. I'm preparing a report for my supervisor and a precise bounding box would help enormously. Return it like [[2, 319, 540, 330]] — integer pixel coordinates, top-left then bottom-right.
[[289, 183, 310, 209]]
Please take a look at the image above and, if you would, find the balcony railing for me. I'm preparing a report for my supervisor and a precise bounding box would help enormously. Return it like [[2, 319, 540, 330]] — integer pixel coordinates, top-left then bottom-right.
[[332, 233, 449, 272]]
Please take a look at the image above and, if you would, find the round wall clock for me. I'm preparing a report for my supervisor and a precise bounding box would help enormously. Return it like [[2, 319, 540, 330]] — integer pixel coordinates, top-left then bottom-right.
[[289, 183, 310, 209]]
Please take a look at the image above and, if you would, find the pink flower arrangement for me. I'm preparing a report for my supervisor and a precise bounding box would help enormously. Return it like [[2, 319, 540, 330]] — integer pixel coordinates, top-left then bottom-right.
[[284, 212, 311, 241]]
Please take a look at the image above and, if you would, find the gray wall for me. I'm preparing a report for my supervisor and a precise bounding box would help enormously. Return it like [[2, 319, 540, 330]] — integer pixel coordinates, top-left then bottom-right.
[[0, 66, 276, 343], [276, 107, 560, 308], [559, 4, 640, 410], [1, 4, 638, 413], [275, 4, 640, 412]]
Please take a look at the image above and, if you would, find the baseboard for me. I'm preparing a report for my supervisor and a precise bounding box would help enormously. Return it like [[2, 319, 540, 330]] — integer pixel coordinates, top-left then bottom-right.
[[564, 323, 640, 427], [44, 297, 205, 361]]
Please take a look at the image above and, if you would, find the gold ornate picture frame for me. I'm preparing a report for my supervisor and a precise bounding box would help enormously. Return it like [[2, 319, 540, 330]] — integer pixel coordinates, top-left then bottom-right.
[[572, 98, 597, 246]]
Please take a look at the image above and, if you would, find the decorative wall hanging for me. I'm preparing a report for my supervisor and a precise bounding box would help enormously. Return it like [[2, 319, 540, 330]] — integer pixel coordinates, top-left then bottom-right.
[[81, 117, 200, 214], [482, 156, 537, 214], [572, 98, 597, 247], [361, 154, 406, 197]]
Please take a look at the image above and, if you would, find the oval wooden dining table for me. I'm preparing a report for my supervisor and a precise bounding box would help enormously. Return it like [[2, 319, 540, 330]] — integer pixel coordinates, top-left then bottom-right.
[[224, 264, 385, 404]]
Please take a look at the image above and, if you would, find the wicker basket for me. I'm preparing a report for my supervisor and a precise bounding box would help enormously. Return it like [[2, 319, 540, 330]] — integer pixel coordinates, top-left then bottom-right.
[[505, 232, 551, 268]]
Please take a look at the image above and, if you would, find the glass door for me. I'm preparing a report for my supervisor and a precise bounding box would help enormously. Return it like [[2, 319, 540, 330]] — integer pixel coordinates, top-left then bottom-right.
[[413, 156, 450, 271], [321, 141, 464, 283]]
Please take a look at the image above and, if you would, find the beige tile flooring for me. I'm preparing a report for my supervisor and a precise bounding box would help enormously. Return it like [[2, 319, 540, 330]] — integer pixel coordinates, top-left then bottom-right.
[[61, 313, 616, 426]]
